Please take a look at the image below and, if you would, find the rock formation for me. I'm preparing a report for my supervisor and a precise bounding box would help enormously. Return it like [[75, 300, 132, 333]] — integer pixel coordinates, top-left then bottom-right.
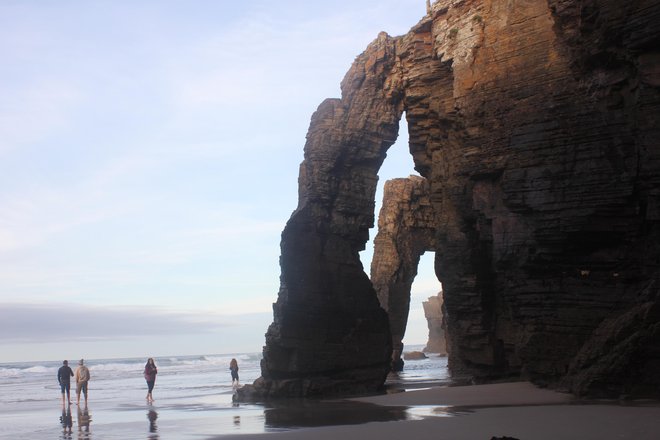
[[423, 292, 447, 354], [370, 175, 437, 370], [239, 32, 403, 399], [241, 0, 660, 399], [403, 351, 428, 360], [413, 0, 660, 397]]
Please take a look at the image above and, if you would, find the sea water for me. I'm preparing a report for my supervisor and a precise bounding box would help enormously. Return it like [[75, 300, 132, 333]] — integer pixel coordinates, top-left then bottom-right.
[[0, 353, 262, 407], [0, 347, 449, 439]]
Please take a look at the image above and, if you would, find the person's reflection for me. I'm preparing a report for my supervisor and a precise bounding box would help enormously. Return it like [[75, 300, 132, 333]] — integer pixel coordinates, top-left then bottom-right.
[[59, 403, 73, 439], [232, 401, 241, 427], [147, 409, 159, 439], [76, 405, 91, 439]]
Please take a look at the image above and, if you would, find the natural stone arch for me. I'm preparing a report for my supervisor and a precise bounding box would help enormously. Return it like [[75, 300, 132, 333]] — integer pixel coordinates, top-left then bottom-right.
[[240, 0, 660, 400], [244, 33, 406, 398], [370, 175, 438, 371]]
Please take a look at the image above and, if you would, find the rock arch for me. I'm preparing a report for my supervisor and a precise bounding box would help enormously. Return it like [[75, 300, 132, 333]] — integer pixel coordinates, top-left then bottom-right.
[[240, 0, 660, 399], [370, 175, 438, 371], [250, 33, 406, 398]]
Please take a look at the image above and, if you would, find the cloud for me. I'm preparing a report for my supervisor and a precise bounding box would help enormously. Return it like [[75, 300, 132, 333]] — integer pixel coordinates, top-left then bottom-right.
[[0, 303, 247, 343]]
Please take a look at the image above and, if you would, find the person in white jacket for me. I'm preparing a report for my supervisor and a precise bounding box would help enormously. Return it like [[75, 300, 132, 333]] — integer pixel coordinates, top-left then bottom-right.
[[75, 359, 90, 405]]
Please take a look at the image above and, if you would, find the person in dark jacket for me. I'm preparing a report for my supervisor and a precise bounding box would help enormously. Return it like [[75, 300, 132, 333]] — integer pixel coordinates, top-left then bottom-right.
[[57, 360, 74, 404], [144, 358, 158, 403]]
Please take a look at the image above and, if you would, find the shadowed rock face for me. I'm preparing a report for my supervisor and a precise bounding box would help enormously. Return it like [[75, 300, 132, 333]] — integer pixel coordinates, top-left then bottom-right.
[[414, 0, 660, 397], [244, 0, 660, 399]]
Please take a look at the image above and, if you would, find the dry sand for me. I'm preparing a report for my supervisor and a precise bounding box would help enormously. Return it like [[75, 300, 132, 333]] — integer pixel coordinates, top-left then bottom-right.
[[215, 382, 660, 440]]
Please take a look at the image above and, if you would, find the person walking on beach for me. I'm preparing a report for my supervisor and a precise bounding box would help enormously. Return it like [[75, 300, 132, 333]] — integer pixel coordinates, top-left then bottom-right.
[[229, 358, 239, 385], [57, 360, 74, 404], [144, 358, 158, 403], [75, 359, 90, 405]]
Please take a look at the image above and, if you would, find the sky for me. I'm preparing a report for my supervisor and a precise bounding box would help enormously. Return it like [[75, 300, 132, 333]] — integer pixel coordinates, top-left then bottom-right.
[[0, 0, 442, 363]]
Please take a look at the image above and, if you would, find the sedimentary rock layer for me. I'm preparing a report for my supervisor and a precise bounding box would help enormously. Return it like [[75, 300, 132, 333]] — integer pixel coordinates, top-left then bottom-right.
[[413, 0, 660, 397], [246, 0, 660, 398]]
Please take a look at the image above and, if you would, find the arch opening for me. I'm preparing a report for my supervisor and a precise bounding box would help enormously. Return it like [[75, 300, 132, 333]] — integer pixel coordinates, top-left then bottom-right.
[[368, 149, 443, 370], [359, 113, 417, 271], [405, 251, 445, 356]]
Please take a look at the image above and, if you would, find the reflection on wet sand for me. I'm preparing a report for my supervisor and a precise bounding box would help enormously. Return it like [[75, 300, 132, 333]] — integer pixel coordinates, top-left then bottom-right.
[[60, 403, 73, 439], [263, 399, 408, 429], [77, 405, 91, 439], [147, 408, 159, 439], [232, 401, 241, 427]]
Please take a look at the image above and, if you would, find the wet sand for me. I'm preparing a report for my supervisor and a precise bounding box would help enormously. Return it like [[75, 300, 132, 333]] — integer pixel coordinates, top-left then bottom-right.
[[215, 382, 660, 440], [4, 381, 660, 438]]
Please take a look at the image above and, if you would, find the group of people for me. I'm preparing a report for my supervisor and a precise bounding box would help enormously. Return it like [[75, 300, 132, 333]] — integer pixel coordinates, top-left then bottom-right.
[[56, 357, 239, 405], [56, 359, 90, 406]]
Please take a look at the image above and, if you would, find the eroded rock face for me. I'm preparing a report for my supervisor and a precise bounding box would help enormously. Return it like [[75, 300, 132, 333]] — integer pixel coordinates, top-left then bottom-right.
[[245, 0, 660, 398], [370, 175, 437, 370]]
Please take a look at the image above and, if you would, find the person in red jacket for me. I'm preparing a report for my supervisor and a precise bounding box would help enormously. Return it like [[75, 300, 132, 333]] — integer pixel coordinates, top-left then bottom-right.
[[229, 358, 239, 385], [144, 358, 158, 403]]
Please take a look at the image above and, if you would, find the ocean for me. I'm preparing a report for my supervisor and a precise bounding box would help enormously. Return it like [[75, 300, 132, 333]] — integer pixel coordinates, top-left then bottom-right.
[[0, 347, 450, 439]]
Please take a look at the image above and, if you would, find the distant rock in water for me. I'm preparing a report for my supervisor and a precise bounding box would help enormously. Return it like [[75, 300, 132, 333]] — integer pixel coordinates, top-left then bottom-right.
[[403, 351, 428, 361], [423, 292, 446, 355], [240, 0, 660, 399]]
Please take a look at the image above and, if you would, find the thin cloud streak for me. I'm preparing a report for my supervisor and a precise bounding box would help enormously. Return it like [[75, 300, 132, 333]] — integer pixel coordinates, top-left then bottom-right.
[[0, 303, 244, 343]]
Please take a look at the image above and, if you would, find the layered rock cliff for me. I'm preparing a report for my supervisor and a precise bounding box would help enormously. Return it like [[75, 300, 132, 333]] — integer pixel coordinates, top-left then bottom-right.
[[242, 0, 660, 399]]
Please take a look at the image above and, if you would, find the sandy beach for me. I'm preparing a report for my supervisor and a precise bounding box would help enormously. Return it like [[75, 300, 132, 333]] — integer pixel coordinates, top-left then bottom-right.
[[3, 379, 660, 439], [3, 354, 659, 439], [215, 382, 660, 440]]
